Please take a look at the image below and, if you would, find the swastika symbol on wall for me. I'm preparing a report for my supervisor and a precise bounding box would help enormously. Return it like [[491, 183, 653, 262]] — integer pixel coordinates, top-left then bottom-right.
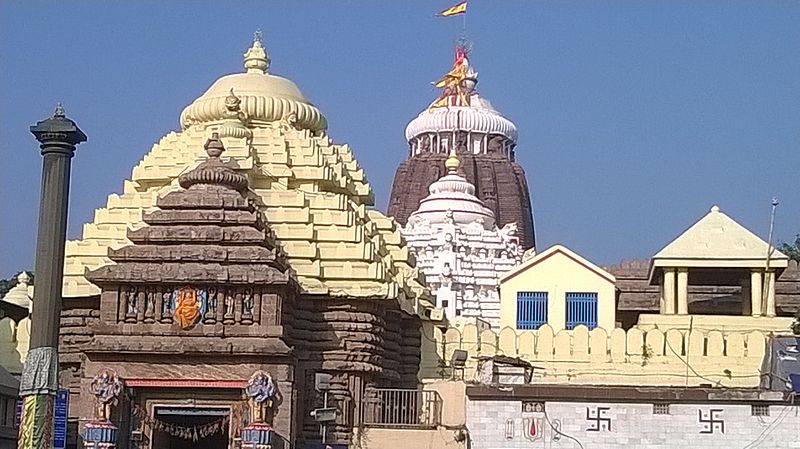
[[586, 406, 612, 432], [698, 409, 725, 434]]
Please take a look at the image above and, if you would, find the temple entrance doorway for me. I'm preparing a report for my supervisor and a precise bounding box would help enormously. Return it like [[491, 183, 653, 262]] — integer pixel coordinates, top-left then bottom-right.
[[150, 406, 230, 449]]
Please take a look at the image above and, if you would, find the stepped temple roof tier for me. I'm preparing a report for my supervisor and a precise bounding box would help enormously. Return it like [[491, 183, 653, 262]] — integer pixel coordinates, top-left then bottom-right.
[[63, 35, 432, 318], [388, 45, 536, 249], [86, 133, 294, 289]]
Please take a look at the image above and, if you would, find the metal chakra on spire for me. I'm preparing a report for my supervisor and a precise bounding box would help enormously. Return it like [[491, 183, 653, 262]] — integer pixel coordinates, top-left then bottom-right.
[[243, 30, 270, 74]]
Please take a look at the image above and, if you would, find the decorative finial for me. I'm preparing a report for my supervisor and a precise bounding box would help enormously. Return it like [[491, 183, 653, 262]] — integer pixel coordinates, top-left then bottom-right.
[[53, 102, 65, 118], [179, 132, 249, 192], [244, 30, 270, 74], [17, 272, 31, 285], [711, 205, 720, 213], [254, 29, 263, 45], [445, 149, 461, 173], [204, 132, 225, 158]]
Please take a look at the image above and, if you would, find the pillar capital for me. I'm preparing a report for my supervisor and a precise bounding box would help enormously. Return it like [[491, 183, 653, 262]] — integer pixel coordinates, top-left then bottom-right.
[[30, 103, 87, 154]]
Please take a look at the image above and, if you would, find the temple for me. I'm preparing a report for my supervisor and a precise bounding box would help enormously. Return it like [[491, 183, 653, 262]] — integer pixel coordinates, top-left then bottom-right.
[[2, 31, 800, 449], [387, 44, 536, 250], [25, 34, 435, 449], [400, 151, 523, 327]]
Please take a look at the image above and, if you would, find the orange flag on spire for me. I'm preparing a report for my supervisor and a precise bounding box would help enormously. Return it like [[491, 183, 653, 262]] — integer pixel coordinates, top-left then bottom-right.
[[436, 1, 467, 17]]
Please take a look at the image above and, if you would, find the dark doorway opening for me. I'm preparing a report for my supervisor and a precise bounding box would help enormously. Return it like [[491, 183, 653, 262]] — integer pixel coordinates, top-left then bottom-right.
[[151, 406, 229, 449]]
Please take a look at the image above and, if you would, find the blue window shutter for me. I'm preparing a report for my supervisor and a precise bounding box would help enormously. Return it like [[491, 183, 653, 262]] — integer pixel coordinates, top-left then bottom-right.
[[516, 292, 548, 329], [565, 292, 598, 329]]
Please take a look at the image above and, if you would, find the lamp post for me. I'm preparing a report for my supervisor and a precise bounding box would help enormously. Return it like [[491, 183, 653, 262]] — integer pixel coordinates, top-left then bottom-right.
[[18, 104, 86, 449]]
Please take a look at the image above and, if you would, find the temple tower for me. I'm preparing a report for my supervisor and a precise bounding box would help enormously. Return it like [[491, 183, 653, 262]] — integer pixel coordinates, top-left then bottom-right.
[[401, 151, 524, 328], [388, 44, 536, 249]]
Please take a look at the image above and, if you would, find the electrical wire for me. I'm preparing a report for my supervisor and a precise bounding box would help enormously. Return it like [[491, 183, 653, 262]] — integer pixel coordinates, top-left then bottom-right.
[[741, 404, 793, 449], [543, 408, 585, 449]]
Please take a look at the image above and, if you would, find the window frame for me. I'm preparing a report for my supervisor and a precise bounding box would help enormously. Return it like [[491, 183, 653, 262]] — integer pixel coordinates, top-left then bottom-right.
[[516, 291, 548, 330], [565, 292, 599, 330]]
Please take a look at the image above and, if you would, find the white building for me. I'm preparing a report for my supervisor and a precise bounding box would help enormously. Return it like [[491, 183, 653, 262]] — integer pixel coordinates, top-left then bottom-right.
[[401, 153, 523, 328]]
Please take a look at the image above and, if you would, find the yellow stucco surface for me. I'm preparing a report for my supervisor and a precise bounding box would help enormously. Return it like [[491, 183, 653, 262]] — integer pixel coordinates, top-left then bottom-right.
[[0, 317, 29, 376], [499, 245, 616, 332], [60, 38, 433, 315], [63, 124, 430, 311], [419, 322, 768, 388]]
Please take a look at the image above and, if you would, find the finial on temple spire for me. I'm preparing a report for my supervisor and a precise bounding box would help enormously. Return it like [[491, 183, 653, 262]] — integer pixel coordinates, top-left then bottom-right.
[[445, 149, 461, 173], [244, 30, 270, 74]]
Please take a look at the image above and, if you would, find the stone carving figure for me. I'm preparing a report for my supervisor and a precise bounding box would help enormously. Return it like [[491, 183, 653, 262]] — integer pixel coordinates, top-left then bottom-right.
[[90, 369, 124, 422], [245, 371, 279, 425], [444, 210, 455, 224], [279, 111, 298, 131], [224, 88, 250, 125], [440, 262, 453, 287]]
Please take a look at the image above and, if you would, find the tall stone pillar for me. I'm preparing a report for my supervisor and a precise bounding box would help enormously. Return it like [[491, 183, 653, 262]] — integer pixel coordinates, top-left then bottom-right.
[[764, 270, 776, 318], [750, 270, 763, 317], [18, 104, 86, 449], [662, 269, 676, 315], [676, 268, 689, 315]]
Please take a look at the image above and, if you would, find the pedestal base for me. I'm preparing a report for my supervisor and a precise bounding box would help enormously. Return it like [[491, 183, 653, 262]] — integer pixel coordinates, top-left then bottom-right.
[[241, 422, 278, 449], [84, 421, 118, 449]]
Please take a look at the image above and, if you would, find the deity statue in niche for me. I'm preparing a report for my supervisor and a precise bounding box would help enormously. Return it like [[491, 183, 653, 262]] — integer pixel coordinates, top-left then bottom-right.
[[244, 371, 280, 425], [162, 291, 173, 317], [441, 262, 454, 287], [126, 287, 137, 317], [174, 286, 201, 329], [89, 369, 124, 422]]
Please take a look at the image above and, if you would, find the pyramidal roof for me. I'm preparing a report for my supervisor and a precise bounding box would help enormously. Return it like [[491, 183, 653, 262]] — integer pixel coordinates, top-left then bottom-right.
[[62, 37, 432, 315], [652, 205, 788, 268], [500, 244, 615, 285]]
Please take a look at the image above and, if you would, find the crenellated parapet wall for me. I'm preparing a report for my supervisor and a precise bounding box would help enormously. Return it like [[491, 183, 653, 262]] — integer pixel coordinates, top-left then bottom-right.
[[421, 323, 771, 387]]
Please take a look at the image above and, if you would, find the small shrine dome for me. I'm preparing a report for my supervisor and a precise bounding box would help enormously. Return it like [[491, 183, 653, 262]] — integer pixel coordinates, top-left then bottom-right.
[[407, 152, 495, 228], [180, 32, 327, 132], [0, 272, 32, 310]]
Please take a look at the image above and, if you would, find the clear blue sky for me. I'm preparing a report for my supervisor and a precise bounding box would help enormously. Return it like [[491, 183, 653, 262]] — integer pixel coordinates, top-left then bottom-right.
[[2, 1, 799, 278]]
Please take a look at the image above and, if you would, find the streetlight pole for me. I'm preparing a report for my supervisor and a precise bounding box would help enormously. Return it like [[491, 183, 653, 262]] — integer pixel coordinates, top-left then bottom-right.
[[18, 104, 86, 449]]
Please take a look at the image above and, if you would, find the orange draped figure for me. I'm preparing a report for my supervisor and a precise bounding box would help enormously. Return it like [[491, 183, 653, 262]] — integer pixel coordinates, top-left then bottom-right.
[[174, 287, 200, 329]]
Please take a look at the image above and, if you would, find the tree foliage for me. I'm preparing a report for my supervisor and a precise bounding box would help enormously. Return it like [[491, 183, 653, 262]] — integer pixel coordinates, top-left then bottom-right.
[[778, 235, 800, 262]]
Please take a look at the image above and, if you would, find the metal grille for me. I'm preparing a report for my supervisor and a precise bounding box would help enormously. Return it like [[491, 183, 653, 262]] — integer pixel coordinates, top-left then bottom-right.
[[565, 292, 598, 330], [361, 388, 442, 428], [652, 403, 671, 415], [517, 291, 548, 329], [751, 405, 770, 416]]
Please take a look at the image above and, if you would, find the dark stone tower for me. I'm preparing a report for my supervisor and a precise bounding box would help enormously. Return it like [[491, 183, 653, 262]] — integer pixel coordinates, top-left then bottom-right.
[[388, 46, 535, 249]]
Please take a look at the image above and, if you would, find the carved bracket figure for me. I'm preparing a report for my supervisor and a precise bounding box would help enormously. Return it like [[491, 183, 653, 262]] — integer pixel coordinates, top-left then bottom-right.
[[89, 369, 124, 422], [245, 370, 280, 425]]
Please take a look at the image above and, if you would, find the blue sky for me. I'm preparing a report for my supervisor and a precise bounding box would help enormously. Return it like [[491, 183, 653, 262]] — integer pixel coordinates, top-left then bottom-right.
[[1, 1, 799, 277]]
